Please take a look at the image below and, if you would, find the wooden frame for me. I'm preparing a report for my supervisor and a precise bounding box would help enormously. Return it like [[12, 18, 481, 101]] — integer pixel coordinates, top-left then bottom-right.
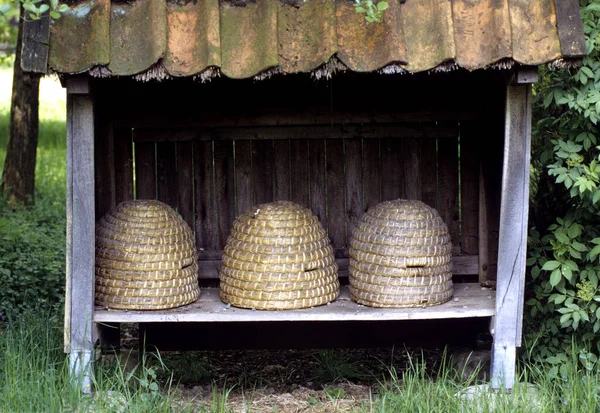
[[65, 69, 534, 391]]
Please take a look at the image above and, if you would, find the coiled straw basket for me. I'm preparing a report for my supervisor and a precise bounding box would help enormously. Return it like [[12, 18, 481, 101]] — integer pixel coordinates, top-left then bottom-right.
[[349, 200, 453, 308], [220, 201, 340, 310], [95, 200, 200, 310]]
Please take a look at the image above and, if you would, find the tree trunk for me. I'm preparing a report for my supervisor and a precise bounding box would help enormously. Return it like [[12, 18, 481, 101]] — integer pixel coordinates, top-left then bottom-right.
[[0, 9, 40, 207]]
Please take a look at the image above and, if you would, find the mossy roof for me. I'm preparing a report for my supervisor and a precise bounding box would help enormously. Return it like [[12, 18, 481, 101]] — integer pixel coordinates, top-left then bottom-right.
[[22, 0, 587, 80]]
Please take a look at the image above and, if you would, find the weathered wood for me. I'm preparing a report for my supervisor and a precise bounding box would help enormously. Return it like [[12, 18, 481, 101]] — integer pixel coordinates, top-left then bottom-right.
[[273, 140, 291, 200], [252, 140, 274, 205], [213, 141, 235, 249], [515, 66, 538, 84], [113, 128, 134, 204], [66, 77, 91, 95], [344, 139, 363, 244], [234, 140, 253, 215], [94, 117, 115, 220], [402, 138, 421, 200], [176, 142, 195, 230], [420, 138, 438, 209], [290, 140, 310, 207], [309, 140, 327, 227], [326, 139, 346, 249], [491, 84, 532, 390], [381, 138, 403, 200], [130, 123, 461, 142], [491, 344, 516, 391], [452, 255, 479, 275], [67, 88, 95, 392], [94, 283, 495, 323], [21, 16, 50, 73], [553, 0, 587, 57], [194, 140, 217, 252], [460, 123, 480, 255], [438, 137, 460, 246], [362, 139, 380, 212], [134, 141, 156, 200], [156, 141, 177, 209]]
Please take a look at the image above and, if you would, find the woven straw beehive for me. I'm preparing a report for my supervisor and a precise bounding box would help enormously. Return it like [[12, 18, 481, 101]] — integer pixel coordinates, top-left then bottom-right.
[[95, 200, 200, 310], [219, 201, 340, 310], [349, 200, 453, 308]]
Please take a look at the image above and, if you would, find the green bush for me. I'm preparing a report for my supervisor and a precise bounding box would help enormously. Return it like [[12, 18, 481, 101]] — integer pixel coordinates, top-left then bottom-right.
[[0, 147, 66, 316], [525, 0, 600, 375]]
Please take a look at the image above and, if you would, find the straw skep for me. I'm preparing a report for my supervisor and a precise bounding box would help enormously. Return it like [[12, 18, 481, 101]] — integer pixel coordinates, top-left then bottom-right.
[[219, 201, 340, 310], [95, 200, 200, 310], [349, 200, 453, 308]]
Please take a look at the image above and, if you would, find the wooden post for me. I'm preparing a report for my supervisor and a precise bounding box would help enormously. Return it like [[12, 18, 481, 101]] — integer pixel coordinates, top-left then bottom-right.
[[491, 79, 532, 389], [65, 77, 95, 393]]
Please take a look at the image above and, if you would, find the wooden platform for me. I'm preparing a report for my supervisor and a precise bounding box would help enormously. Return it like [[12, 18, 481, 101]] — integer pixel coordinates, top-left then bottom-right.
[[94, 283, 495, 323]]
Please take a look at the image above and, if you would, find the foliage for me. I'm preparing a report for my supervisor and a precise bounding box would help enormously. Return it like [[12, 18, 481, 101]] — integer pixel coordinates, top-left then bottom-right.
[[525, 0, 600, 376], [21, 0, 68, 20], [353, 0, 389, 24], [312, 349, 374, 382]]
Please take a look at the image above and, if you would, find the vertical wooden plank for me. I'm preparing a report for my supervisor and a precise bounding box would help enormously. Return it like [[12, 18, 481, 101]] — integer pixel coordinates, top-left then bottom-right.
[[177, 141, 195, 230], [66, 85, 95, 392], [492, 84, 532, 390], [326, 139, 345, 251], [94, 118, 115, 220], [134, 141, 156, 200], [309, 140, 327, 227], [460, 122, 480, 256], [362, 139, 380, 213], [156, 141, 177, 209], [290, 140, 310, 208], [380, 138, 403, 201], [113, 128, 134, 204], [235, 140, 253, 215], [344, 139, 362, 246], [273, 140, 291, 201], [438, 137, 460, 248], [194, 140, 216, 251], [401, 138, 421, 200], [252, 140, 274, 205], [420, 138, 438, 209], [213, 141, 235, 249]]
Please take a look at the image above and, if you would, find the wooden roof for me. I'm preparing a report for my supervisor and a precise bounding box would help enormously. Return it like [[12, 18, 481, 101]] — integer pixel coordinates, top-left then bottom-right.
[[22, 0, 586, 80]]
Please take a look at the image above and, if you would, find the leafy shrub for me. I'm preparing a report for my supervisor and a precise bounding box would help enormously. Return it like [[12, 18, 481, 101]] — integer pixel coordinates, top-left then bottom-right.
[[525, 0, 600, 375], [0, 147, 66, 316]]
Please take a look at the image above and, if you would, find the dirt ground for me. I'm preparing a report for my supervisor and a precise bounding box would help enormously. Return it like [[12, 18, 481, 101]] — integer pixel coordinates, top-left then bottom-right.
[[108, 325, 460, 412]]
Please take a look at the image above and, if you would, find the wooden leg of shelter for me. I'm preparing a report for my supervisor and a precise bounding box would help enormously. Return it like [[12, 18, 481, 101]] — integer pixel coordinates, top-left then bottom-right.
[[491, 83, 532, 389], [65, 78, 95, 393]]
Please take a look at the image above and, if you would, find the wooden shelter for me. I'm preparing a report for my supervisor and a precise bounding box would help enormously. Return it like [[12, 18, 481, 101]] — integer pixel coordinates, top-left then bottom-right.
[[22, 0, 586, 391]]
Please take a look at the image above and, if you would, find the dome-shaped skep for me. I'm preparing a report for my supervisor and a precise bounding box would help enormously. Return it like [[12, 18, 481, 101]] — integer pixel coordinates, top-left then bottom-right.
[[349, 199, 453, 308], [220, 201, 340, 310], [95, 200, 200, 310]]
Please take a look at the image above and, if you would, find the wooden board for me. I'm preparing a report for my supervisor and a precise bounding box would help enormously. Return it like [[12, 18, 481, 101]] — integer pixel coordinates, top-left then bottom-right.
[[252, 140, 274, 205], [113, 128, 134, 204], [402, 138, 421, 200], [344, 139, 363, 244], [213, 141, 235, 249], [176, 141, 195, 230], [460, 123, 480, 255], [381, 138, 403, 200], [94, 118, 115, 220], [134, 141, 156, 200], [420, 138, 438, 209], [362, 139, 380, 212], [273, 140, 291, 200], [94, 283, 495, 323], [290, 140, 310, 207], [234, 140, 253, 215], [309, 140, 327, 225], [156, 141, 177, 209], [438, 137, 460, 246], [194, 140, 216, 251], [326, 139, 345, 249]]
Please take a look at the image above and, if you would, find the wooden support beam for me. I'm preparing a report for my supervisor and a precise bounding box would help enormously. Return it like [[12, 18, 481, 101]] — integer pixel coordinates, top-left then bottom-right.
[[491, 84, 532, 390], [65, 78, 95, 393]]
